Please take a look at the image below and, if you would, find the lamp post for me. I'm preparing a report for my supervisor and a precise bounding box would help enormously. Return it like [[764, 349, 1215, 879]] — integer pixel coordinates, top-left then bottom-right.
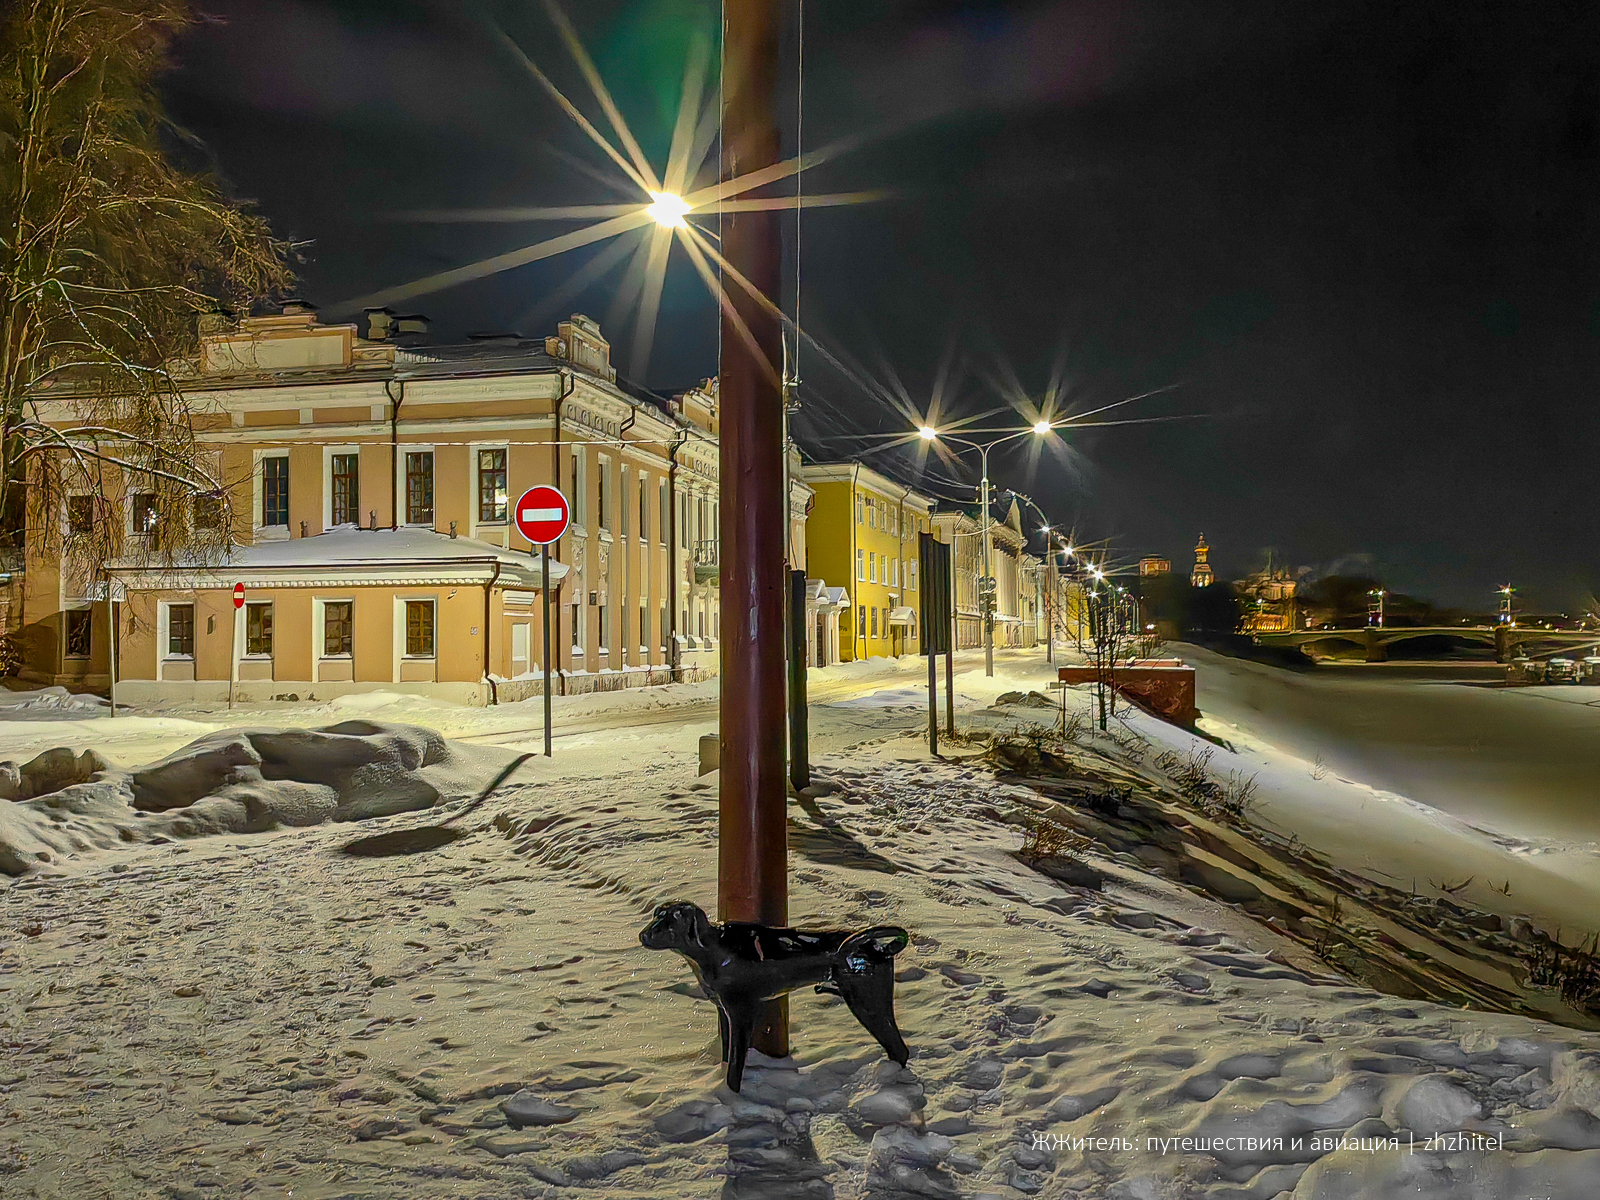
[[919, 420, 1054, 676]]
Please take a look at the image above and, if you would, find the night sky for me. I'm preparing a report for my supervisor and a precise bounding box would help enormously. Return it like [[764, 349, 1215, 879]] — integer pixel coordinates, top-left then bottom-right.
[[162, 1, 1600, 609]]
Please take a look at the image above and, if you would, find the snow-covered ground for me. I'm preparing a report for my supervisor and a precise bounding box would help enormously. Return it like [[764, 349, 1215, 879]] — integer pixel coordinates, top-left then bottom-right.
[[5, 651, 1600, 1198]]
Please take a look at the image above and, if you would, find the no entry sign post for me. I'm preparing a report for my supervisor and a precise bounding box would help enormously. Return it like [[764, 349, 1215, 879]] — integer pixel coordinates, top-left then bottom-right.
[[229, 583, 244, 710], [514, 486, 571, 757]]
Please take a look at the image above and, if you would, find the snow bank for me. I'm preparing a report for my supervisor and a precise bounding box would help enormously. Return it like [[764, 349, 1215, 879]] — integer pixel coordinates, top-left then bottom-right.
[[0, 684, 108, 714], [0, 722, 518, 876]]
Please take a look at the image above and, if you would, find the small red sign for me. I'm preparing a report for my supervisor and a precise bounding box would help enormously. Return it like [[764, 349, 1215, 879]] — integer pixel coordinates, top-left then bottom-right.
[[513, 486, 571, 545], [232, 582, 245, 610]]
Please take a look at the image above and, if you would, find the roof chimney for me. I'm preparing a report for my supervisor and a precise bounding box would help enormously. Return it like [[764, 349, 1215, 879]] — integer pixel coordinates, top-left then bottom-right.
[[363, 307, 396, 340]]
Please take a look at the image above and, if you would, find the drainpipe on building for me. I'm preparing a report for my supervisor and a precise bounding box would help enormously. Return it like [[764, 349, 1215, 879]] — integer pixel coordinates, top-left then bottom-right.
[[851, 463, 862, 661], [385, 379, 405, 530], [619, 405, 636, 676], [667, 427, 689, 683], [484, 560, 502, 705], [552, 370, 573, 694]]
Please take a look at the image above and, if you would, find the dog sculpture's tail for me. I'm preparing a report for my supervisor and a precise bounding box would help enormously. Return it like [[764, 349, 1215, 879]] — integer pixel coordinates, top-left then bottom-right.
[[822, 926, 911, 1067]]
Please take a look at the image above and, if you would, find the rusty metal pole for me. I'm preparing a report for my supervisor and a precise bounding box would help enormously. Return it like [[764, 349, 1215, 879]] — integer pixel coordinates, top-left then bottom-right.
[[719, 0, 789, 1057]]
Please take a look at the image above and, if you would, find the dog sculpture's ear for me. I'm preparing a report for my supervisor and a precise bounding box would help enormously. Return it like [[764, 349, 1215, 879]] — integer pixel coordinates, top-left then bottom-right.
[[683, 903, 712, 948]]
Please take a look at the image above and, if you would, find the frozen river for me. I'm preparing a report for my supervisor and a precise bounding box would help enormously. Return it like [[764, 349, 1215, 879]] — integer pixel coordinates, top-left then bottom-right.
[[1181, 644, 1600, 847]]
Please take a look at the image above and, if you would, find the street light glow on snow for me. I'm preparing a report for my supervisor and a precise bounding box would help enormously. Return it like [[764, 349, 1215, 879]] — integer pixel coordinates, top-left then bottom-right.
[[918, 425, 938, 440], [646, 191, 690, 229], [1033, 420, 1052, 435]]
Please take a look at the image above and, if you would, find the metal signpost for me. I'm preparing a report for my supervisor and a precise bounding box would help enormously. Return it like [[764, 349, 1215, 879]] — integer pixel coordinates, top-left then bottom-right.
[[919, 532, 953, 755], [229, 582, 244, 710], [514, 485, 571, 758]]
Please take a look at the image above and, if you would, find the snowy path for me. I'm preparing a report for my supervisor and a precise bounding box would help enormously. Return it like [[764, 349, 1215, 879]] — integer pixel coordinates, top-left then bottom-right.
[[6, 660, 1600, 1197]]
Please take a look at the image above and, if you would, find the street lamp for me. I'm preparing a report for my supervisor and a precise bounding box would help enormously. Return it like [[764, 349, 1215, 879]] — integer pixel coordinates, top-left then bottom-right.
[[918, 419, 1060, 676], [645, 191, 690, 229]]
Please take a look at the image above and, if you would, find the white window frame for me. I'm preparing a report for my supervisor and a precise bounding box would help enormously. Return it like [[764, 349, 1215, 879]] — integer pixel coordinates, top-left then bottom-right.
[[856, 549, 865, 581], [619, 465, 630, 539], [597, 455, 612, 534], [401, 446, 436, 528], [569, 447, 587, 530], [511, 621, 532, 676], [243, 601, 275, 659], [160, 600, 196, 661], [62, 604, 93, 661], [316, 597, 356, 660], [571, 600, 584, 653], [398, 596, 438, 660], [255, 449, 290, 540], [473, 443, 511, 533], [323, 445, 362, 530], [597, 599, 609, 656]]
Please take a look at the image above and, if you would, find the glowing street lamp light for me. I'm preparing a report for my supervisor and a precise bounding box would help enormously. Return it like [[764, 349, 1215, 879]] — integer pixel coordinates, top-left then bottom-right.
[[918, 419, 1055, 675], [645, 191, 690, 229]]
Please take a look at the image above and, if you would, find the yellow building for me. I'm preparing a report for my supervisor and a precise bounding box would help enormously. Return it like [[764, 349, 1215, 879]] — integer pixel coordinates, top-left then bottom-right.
[[16, 304, 807, 704], [800, 463, 936, 661]]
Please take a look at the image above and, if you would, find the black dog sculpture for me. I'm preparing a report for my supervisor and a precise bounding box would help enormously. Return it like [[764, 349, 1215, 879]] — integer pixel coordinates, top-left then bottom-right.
[[640, 901, 911, 1092]]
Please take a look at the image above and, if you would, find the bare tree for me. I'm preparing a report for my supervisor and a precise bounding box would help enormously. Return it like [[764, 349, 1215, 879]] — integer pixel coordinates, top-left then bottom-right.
[[0, 0, 290, 593]]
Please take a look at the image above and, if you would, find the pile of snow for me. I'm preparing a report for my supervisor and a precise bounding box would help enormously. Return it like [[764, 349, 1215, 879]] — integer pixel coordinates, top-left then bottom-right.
[[0, 722, 519, 875], [0, 685, 108, 715]]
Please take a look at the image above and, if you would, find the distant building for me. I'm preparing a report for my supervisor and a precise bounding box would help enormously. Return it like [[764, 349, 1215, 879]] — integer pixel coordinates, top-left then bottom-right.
[[1191, 535, 1214, 588], [1238, 555, 1298, 633], [1138, 557, 1171, 577]]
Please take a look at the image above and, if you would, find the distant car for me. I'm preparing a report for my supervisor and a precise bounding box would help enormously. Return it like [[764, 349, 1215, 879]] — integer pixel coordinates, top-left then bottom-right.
[[1508, 656, 1541, 685], [1582, 657, 1600, 684], [1546, 657, 1579, 683]]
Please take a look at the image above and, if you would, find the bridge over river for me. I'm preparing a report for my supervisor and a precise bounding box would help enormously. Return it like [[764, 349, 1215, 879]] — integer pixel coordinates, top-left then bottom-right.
[[1255, 624, 1600, 662]]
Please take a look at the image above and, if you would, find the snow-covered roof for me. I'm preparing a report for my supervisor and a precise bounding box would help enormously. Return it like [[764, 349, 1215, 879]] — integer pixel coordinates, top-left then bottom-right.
[[109, 527, 568, 592]]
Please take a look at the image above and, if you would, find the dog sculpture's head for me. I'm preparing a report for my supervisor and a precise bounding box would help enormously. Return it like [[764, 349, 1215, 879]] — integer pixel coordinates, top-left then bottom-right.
[[639, 901, 712, 951]]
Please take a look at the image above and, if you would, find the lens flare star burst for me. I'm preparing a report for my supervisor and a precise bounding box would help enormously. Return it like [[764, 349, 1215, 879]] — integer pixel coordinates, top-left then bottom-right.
[[333, 1, 886, 382]]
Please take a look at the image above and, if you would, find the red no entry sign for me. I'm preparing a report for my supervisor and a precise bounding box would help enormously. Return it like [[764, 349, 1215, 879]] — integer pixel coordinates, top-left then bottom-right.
[[232, 582, 245, 610], [514, 485, 571, 545]]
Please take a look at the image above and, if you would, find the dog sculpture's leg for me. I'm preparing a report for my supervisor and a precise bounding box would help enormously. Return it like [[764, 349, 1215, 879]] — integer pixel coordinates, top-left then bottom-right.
[[836, 929, 911, 1066], [724, 1002, 756, 1092], [716, 1004, 730, 1064]]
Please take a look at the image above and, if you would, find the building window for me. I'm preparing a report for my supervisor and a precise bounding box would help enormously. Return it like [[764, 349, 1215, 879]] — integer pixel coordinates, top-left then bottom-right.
[[571, 602, 582, 648], [132, 492, 158, 534], [405, 452, 434, 524], [697, 608, 705, 638], [871, 606, 879, 637], [193, 494, 225, 530], [620, 471, 630, 537], [405, 600, 435, 657], [262, 456, 288, 526], [323, 601, 353, 656], [67, 495, 94, 534], [570, 453, 583, 525], [168, 604, 194, 657], [332, 453, 360, 525], [855, 495, 863, 524], [64, 609, 91, 658], [660, 603, 668, 650], [246, 603, 273, 656], [891, 559, 899, 587], [598, 603, 609, 651], [639, 478, 649, 541], [869, 552, 877, 583], [597, 460, 610, 531], [857, 605, 866, 639], [909, 561, 918, 592], [478, 449, 507, 522], [640, 605, 649, 649], [659, 481, 668, 544], [856, 549, 865, 581]]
